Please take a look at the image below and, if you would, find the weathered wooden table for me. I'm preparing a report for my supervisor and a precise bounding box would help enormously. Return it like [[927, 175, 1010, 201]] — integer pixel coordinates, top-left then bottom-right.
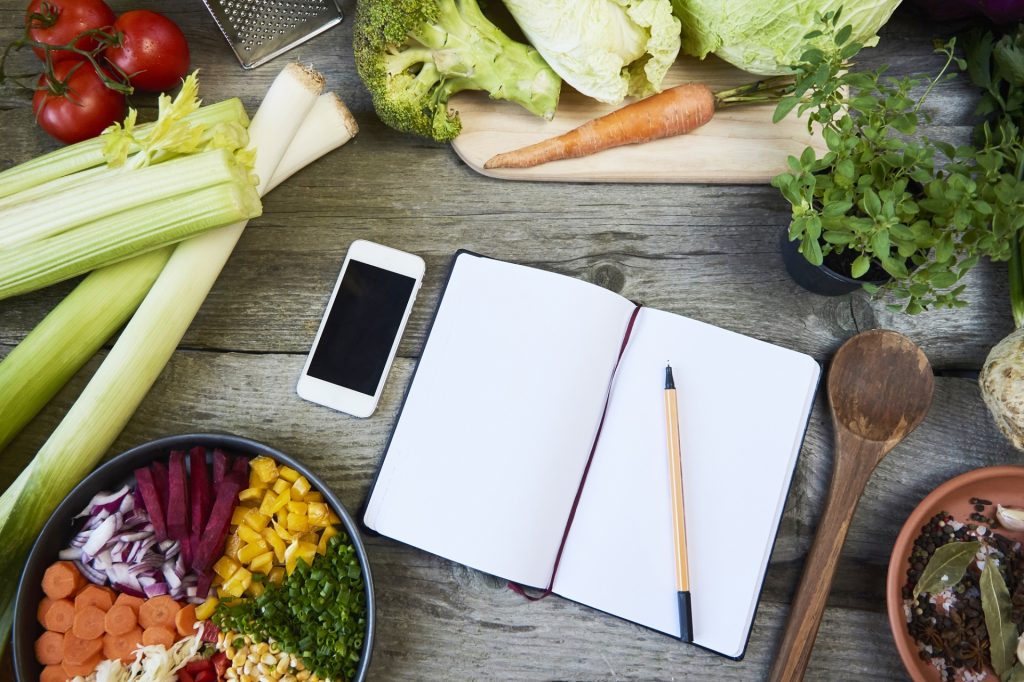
[[1, 3, 1019, 680]]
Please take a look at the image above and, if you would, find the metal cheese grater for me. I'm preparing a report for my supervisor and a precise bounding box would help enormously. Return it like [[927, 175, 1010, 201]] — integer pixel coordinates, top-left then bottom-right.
[[200, 0, 343, 70]]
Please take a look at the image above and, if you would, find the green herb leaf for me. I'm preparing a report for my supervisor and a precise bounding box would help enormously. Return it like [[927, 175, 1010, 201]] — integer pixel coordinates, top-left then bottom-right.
[[850, 255, 870, 279], [912, 540, 980, 599], [981, 558, 1018, 677]]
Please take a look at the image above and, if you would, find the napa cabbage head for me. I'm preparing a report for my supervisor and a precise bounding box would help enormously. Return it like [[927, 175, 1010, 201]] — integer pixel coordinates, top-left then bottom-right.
[[673, 0, 901, 75], [502, 0, 681, 104]]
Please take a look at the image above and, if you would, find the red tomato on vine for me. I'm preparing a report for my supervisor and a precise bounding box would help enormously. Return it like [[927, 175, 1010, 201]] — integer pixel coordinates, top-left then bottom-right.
[[33, 57, 125, 143], [25, 0, 115, 63]]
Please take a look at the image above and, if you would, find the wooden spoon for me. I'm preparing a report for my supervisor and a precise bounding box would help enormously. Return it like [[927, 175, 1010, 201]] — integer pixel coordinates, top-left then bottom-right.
[[768, 329, 934, 682]]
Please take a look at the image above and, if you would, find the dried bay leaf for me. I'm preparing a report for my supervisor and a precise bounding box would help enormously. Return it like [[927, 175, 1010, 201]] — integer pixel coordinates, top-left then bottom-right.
[[981, 558, 1017, 677], [913, 540, 981, 599]]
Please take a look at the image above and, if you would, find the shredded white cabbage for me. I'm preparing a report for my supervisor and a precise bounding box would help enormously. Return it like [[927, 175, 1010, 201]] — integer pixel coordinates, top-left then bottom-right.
[[72, 634, 204, 682]]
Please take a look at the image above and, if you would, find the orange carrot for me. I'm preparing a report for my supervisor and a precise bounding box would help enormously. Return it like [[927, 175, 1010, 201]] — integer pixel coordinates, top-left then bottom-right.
[[72, 605, 106, 640], [104, 603, 138, 636], [42, 562, 82, 600], [113, 593, 145, 614], [174, 604, 197, 637], [74, 585, 113, 612], [61, 653, 101, 678], [43, 599, 75, 634], [61, 631, 102, 665], [484, 83, 717, 170], [138, 596, 180, 630], [37, 597, 55, 628], [103, 626, 143, 663], [142, 626, 176, 649], [35, 631, 64, 666], [40, 663, 69, 682]]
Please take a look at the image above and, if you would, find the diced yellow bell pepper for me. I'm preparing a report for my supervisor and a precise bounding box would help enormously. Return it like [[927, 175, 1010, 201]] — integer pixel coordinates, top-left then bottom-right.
[[224, 533, 244, 561], [286, 512, 309, 533], [247, 581, 265, 597], [307, 502, 328, 522], [249, 469, 268, 490], [269, 488, 291, 514], [272, 478, 290, 494], [222, 566, 253, 597], [291, 476, 311, 497], [268, 567, 285, 585], [237, 525, 264, 546], [286, 500, 307, 515], [250, 551, 274, 575], [251, 456, 279, 484], [278, 466, 300, 483], [242, 507, 270, 532], [303, 491, 324, 503], [238, 542, 266, 564], [230, 507, 249, 526], [272, 520, 293, 543], [299, 532, 319, 545], [317, 525, 338, 555], [261, 527, 287, 562], [238, 487, 263, 503], [195, 597, 219, 621], [213, 555, 240, 580], [284, 539, 318, 574], [258, 491, 277, 517]]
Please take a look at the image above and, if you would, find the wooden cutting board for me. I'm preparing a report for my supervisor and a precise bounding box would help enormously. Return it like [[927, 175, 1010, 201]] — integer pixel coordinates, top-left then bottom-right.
[[449, 55, 827, 184]]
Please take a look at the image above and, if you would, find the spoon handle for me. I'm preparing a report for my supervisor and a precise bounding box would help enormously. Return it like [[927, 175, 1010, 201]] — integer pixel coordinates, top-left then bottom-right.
[[768, 437, 882, 682]]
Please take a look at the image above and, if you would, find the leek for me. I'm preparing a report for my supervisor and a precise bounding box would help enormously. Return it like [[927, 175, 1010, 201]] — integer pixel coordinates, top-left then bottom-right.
[[0, 98, 247, 200], [0, 64, 357, 655], [0, 249, 172, 461], [0, 181, 261, 301]]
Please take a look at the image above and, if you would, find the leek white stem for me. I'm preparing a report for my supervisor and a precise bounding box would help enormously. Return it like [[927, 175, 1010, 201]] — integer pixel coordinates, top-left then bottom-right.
[[268, 93, 358, 192]]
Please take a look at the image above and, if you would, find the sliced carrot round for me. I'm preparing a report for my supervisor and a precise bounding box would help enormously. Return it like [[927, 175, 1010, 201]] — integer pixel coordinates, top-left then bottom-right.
[[113, 592, 145, 614], [103, 626, 143, 664], [174, 603, 197, 637], [40, 664, 68, 682], [62, 631, 102, 665], [37, 596, 54, 628], [42, 562, 82, 600], [141, 626, 176, 650], [34, 631, 64, 666], [138, 595, 180, 629], [62, 653, 101, 678], [104, 603, 137, 636], [43, 599, 75, 634], [74, 585, 114, 612], [72, 605, 106, 640]]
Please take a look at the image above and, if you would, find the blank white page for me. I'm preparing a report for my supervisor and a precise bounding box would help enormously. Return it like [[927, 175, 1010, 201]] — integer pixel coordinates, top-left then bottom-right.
[[553, 308, 819, 657], [364, 253, 637, 588]]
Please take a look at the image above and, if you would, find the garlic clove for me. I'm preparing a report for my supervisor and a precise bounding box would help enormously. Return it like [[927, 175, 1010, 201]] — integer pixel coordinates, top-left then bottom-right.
[[997, 504, 1024, 532]]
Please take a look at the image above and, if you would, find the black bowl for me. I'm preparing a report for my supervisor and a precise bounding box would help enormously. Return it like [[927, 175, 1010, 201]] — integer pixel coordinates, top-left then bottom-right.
[[12, 433, 375, 682]]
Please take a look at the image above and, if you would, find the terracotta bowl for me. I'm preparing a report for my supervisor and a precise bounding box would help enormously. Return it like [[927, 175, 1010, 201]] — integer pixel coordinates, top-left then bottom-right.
[[886, 465, 1024, 681]]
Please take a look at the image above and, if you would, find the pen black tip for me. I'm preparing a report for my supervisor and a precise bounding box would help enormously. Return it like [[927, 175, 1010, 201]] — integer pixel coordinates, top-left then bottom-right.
[[664, 364, 675, 390], [678, 591, 693, 643]]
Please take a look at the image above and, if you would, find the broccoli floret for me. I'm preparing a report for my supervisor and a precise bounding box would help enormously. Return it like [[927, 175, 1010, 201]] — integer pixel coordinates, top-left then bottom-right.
[[354, 0, 561, 142]]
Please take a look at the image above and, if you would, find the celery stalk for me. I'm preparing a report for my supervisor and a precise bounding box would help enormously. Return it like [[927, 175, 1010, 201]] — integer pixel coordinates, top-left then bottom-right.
[[0, 249, 172, 458], [0, 66, 356, 657], [0, 148, 252, 249], [0, 99, 247, 200], [0, 182, 262, 301]]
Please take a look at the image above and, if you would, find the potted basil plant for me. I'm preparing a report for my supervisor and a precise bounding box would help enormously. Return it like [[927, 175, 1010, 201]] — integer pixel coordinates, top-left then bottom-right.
[[773, 19, 1024, 314]]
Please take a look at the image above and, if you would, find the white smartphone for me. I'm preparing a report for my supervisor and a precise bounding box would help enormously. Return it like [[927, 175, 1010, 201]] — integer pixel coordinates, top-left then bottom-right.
[[297, 240, 425, 418]]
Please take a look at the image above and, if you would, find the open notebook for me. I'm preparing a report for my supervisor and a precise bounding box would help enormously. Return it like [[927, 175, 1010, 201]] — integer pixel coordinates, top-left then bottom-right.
[[364, 252, 820, 659]]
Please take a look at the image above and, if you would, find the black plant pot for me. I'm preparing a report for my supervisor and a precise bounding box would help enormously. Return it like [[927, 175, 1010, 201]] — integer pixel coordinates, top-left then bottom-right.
[[779, 229, 890, 296]]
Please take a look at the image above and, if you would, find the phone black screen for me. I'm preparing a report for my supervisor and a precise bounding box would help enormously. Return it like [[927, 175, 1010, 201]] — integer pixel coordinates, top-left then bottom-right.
[[307, 260, 416, 396]]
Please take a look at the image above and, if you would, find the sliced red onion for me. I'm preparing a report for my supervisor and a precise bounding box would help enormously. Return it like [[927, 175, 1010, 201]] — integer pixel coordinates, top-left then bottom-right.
[[82, 515, 118, 556], [119, 531, 153, 543], [143, 582, 168, 598], [162, 562, 183, 590], [74, 559, 106, 585], [75, 484, 131, 518], [113, 582, 146, 599], [58, 548, 82, 561]]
